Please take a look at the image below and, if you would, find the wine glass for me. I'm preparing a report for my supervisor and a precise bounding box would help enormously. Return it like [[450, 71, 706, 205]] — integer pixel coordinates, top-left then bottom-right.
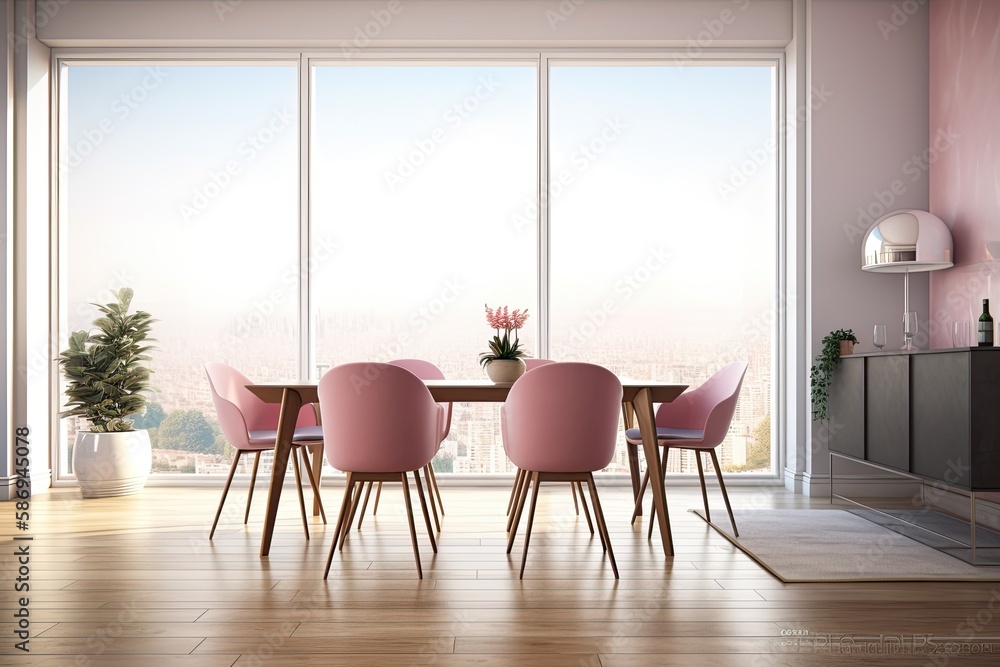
[[873, 324, 886, 351], [903, 312, 918, 350]]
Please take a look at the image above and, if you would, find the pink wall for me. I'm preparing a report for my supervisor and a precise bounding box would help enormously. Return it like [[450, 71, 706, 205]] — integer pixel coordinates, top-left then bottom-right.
[[929, 0, 1000, 347]]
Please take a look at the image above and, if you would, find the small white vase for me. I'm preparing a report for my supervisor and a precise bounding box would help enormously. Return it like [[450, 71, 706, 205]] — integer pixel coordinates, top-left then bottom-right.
[[72, 429, 152, 498], [485, 358, 526, 383]]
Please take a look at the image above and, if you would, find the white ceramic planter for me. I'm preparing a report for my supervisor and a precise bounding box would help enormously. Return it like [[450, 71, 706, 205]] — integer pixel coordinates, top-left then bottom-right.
[[485, 358, 526, 383], [72, 430, 152, 498]]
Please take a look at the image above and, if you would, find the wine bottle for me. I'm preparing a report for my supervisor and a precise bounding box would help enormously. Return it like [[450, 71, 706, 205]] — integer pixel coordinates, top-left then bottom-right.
[[979, 299, 994, 347]]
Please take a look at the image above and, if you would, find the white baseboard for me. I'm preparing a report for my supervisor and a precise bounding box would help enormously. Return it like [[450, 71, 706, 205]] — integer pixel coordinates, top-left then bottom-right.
[[0, 470, 51, 501]]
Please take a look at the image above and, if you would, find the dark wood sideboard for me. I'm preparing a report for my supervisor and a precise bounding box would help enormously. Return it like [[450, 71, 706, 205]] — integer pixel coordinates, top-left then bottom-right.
[[829, 347, 1000, 490]]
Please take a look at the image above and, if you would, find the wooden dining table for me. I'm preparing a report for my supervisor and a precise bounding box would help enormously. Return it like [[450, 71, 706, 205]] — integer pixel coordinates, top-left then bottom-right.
[[246, 378, 687, 558]]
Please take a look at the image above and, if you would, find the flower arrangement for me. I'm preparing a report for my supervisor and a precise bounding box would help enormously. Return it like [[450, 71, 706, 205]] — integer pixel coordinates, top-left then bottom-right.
[[479, 304, 529, 367]]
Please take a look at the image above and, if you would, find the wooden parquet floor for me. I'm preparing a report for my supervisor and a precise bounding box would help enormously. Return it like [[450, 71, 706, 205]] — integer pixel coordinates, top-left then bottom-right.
[[3, 483, 1000, 665]]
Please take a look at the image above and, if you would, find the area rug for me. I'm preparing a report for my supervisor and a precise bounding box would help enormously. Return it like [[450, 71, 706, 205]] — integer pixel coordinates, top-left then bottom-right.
[[694, 509, 1000, 582]]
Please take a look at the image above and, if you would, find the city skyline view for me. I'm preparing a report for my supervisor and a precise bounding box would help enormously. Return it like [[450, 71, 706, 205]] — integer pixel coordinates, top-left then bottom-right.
[[60, 60, 776, 478]]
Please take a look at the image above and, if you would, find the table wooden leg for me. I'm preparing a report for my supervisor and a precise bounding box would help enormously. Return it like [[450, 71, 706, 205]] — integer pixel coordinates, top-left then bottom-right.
[[623, 401, 643, 516], [260, 388, 302, 557], [632, 388, 673, 557]]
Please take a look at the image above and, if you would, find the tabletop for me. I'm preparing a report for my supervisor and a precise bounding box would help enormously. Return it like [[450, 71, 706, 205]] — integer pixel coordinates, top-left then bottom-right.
[[247, 379, 687, 404]]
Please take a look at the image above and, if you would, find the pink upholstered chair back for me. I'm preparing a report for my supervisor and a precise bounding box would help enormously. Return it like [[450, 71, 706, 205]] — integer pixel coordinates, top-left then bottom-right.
[[653, 361, 748, 448], [204, 362, 317, 448], [502, 362, 623, 473], [318, 362, 441, 473], [388, 358, 452, 441], [523, 358, 555, 371], [205, 363, 254, 450]]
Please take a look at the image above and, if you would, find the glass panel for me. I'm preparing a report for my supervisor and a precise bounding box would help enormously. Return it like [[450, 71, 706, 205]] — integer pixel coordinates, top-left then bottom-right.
[[59, 63, 299, 476], [548, 63, 777, 473], [310, 63, 538, 474]]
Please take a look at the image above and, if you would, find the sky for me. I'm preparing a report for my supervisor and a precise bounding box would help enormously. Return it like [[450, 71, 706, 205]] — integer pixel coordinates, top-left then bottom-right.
[[62, 59, 776, 360]]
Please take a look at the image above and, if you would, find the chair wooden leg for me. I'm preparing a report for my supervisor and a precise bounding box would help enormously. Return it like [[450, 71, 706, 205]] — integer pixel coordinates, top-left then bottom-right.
[[507, 469, 532, 552], [695, 450, 711, 524], [423, 464, 441, 533], [584, 479, 606, 552], [339, 481, 365, 551], [571, 480, 580, 515], [299, 447, 326, 524], [291, 448, 310, 540], [357, 480, 375, 529], [586, 472, 619, 579], [412, 469, 438, 553], [210, 451, 243, 539], [630, 468, 649, 526], [311, 444, 324, 518], [577, 481, 594, 535], [427, 464, 445, 515], [325, 473, 355, 579], [506, 468, 525, 527], [709, 449, 738, 537], [400, 472, 423, 579], [507, 468, 523, 516], [519, 471, 542, 579], [244, 450, 262, 525], [372, 482, 383, 514]]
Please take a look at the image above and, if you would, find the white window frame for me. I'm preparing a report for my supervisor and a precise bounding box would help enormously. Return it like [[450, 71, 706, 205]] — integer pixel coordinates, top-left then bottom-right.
[[49, 48, 786, 486]]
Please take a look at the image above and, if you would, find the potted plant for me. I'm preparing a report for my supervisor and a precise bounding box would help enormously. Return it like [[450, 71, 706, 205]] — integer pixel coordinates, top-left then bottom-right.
[[58, 287, 157, 498], [810, 328, 859, 421], [479, 304, 529, 383]]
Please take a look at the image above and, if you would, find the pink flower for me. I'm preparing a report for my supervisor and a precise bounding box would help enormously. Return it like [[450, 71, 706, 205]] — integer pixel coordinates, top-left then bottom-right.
[[481, 304, 530, 365], [484, 304, 528, 333]]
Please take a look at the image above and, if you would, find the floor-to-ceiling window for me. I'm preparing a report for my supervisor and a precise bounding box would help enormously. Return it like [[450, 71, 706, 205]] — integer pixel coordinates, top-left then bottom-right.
[[57, 62, 300, 476], [56, 54, 778, 479], [548, 62, 777, 474], [309, 62, 538, 474]]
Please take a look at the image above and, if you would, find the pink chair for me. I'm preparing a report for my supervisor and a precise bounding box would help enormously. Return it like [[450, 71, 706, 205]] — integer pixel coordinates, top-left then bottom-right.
[[505, 359, 592, 529], [503, 362, 623, 578], [356, 359, 450, 532], [204, 362, 326, 540], [319, 362, 443, 579], [626, 360, 748, 537]]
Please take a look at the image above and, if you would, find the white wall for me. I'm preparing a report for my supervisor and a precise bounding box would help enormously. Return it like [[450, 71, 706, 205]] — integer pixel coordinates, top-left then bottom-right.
[[798, 0, 931, 496], [3, 0, 52, 500]]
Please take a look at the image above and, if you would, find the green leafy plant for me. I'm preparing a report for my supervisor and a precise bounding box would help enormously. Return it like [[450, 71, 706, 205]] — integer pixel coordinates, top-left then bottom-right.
[[58, 288, 157, 432], [479, 304, 529, 367], [810, 328, 859, 421]]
